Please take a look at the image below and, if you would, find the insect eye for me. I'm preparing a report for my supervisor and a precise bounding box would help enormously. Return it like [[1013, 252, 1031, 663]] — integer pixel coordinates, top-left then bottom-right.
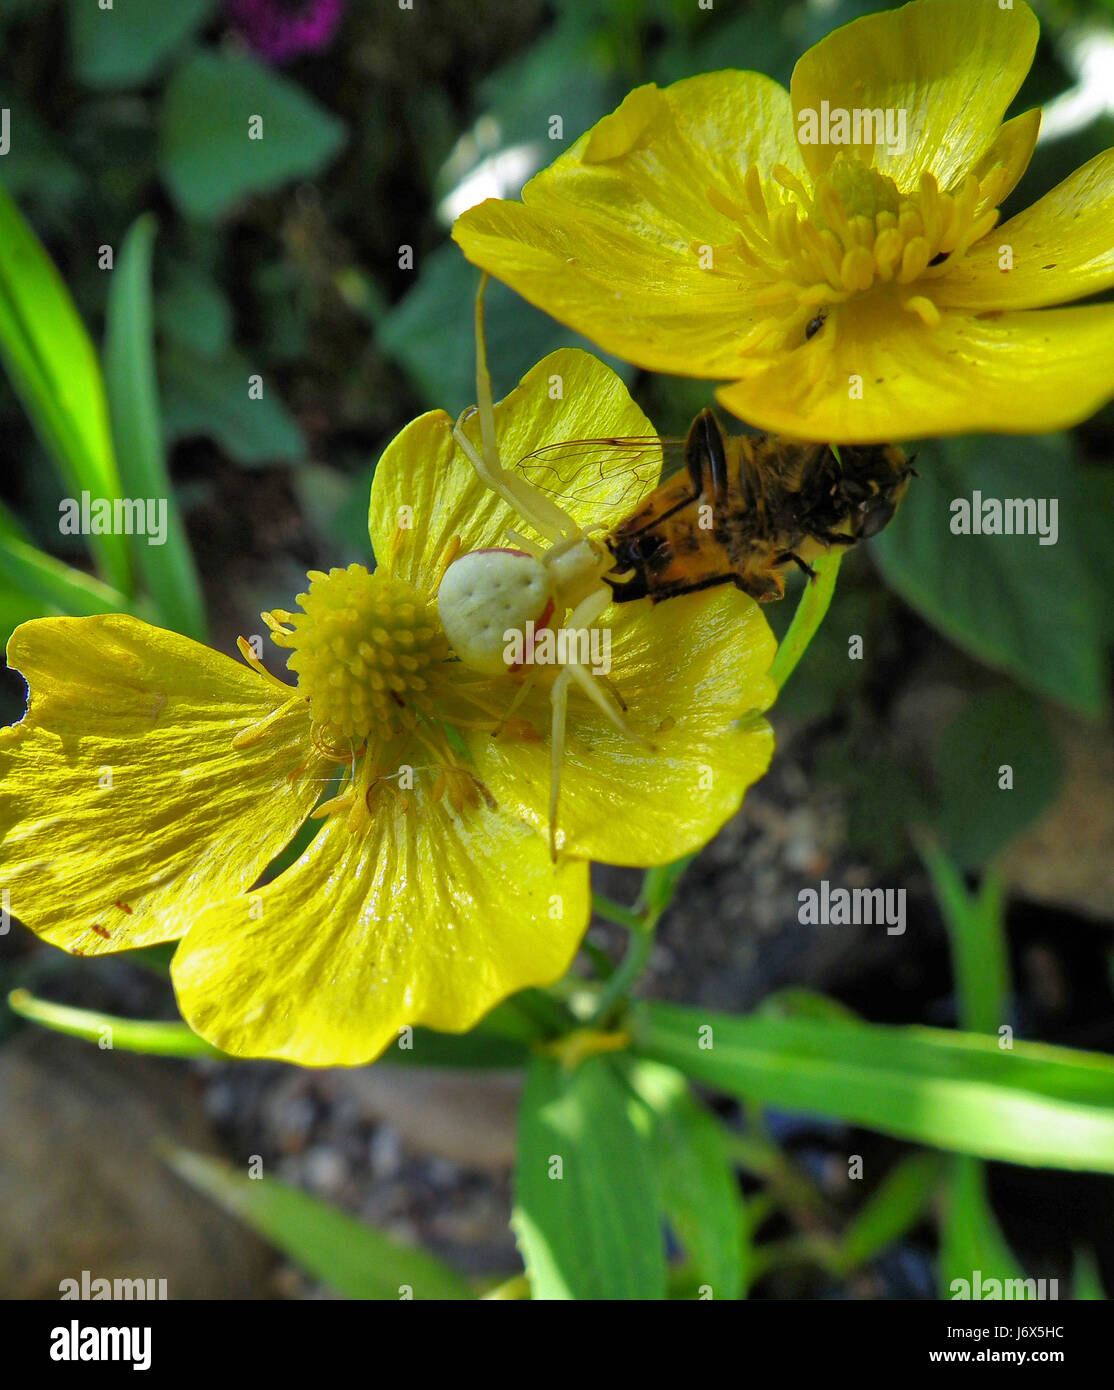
[[859, 499, 895, 538]]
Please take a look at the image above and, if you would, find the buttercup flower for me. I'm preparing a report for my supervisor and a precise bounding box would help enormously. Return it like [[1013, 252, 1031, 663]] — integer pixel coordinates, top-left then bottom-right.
[[0, 351, 775, 1065], [453, 0, 1114, 442]]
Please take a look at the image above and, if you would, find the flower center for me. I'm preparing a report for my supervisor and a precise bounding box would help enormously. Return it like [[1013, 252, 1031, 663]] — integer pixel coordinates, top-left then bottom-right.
[[706, 153, 1013, 347], [264, 564, 448, 746]]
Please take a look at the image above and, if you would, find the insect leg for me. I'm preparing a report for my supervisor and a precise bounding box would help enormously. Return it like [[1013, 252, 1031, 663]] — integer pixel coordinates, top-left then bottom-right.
[[644, 571, 751, 602], [775, 551, 818, 580], [810, 530, 859, 548]]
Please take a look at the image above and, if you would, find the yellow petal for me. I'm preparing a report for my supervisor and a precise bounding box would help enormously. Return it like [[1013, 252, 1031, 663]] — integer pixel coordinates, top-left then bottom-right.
[[938, 147, 1114, 310], [461, 587, 777, 866], [0, 615, 325, 955], [171, 791, 590, 1065], [453, 72, 802, 379], [790, 0, 1039, 188], [716, 298, 1114, 441], [369, 348, 656, 589], [970, 108, 1042, 208]]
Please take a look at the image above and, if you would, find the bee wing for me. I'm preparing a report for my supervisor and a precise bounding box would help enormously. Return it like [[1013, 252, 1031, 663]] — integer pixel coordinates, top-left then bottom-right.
[[514, 436, 686, 517]]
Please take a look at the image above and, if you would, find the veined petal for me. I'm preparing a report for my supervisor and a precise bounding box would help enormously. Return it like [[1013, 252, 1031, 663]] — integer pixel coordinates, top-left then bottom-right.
[[369, 348, 656, 589], [171, 791, 590, 1065], [937, 147, 1114, 310], [790, 0, 1039, 188], [716, 299, 1114, 441], [460, 587, 777, 866], [0, 615, 326, 955], [453, 73, 802, 379], [969, 108, 1041, 208]]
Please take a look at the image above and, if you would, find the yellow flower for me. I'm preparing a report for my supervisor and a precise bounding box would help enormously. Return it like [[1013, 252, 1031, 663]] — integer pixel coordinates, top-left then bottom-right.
[[453, 0, 1114, 442], [0, 350, 775, 1065]]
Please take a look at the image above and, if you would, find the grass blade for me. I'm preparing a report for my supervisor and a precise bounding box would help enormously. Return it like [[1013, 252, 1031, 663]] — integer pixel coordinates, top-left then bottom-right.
[[104, 214, 206, 638], [637, 1002, 1114, 1173], [163, 1145, 474, 1300], [0, 534, 133, 619], [0, 182, 130, 592], [7, 988, 221, 1058]]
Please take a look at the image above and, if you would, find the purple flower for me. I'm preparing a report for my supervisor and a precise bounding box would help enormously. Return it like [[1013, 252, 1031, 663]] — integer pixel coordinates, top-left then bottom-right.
[[228, 0, 346, 65]]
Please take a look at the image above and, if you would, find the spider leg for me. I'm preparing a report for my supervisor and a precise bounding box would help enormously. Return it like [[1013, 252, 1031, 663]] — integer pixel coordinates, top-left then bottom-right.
[[549, 665, 571, 860], [545, 585, 652, 859], [451, 277, 583, 546]]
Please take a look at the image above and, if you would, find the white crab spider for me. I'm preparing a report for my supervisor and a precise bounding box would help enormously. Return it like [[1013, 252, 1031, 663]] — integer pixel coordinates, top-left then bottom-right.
[[436, 279, 646, 858]]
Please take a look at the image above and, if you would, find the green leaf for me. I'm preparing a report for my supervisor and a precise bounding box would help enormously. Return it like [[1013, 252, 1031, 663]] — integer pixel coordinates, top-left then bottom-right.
[[156, 256, 233, 360], [378, 242, 634, 418], [873, 434, 1107, 717], [940, 1156, 1030, 1298], [160, 51, 347, 220], [68, 0, 214, 90], [835, 1152, 943, 1276], [1073, 1248, 1107, 1300], [162, 1146, 473, 1300], [0, 84, 83, 208], [932, 688, 1061, 870], [104, 215, 206, 639], [920, 844, 1009, 1035], [513, 1054, 667, 1299], [0, 533, 132, 618], [755, 987, 861, 1024], [382, 1026, 529, 1069], [7, 989, 222, 1058], [0, 584, 54, 643], [636, 1003, 1114, 1173], [0, 183, 129, 591], [627, 1060, 746, 1299], [161, 342, 305, 466]]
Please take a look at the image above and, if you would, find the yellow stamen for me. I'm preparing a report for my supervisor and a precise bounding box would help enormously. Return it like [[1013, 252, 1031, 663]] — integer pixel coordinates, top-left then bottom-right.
[[721, 155, 1011, 354], [903, 295, 942, 328], [264, 564, 449, 747]]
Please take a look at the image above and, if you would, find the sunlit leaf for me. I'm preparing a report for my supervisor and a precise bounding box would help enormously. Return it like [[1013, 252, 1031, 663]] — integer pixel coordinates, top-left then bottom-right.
[[637, 1003, 1114, 1172], [514, 1054, 666, 1299], [0, 183, 129, 591]]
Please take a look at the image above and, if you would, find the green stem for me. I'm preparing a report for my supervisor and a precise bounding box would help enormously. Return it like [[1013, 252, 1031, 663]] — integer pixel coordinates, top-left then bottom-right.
[[591, 891, 646, 933], [768, 548, 843, 692], [588, 924, 654, 1026]]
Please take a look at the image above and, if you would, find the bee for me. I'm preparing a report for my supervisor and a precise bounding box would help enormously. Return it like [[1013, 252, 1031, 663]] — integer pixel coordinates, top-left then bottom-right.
[[517, 409, 914, 606], [602, 411, 912, 603]]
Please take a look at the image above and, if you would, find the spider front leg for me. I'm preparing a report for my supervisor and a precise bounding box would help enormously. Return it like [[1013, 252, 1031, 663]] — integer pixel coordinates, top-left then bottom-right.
[[451, 276, 583, 547], [546, 583, 649, 859]]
